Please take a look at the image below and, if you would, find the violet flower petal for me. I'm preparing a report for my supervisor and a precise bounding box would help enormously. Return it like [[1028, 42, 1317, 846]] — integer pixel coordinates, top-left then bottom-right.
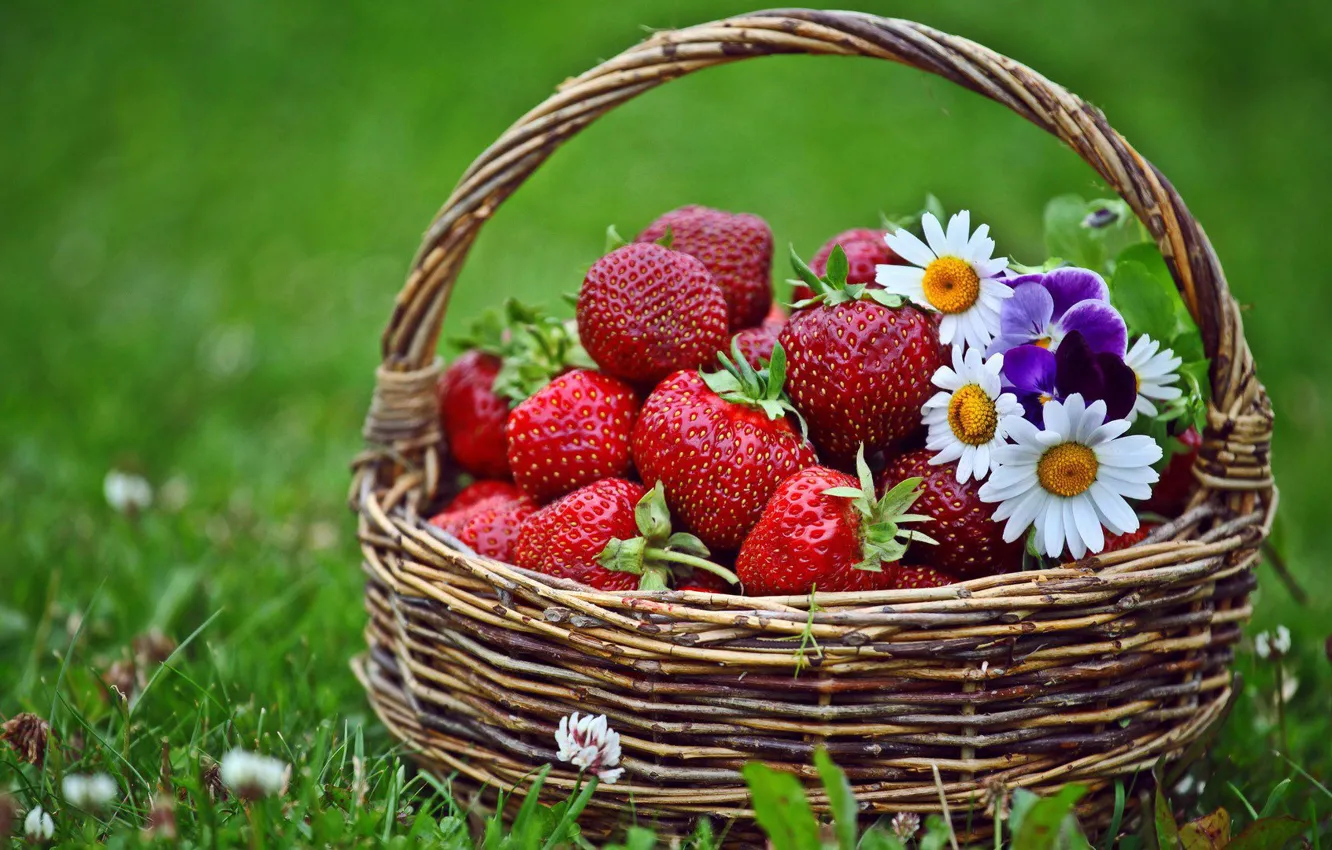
[[1001, 344, 1058, 423], [1095, 352, 1138, 422], [1045, 267, 1110, 319], [1057, 299, 1127, 356], [1054, 331, 1105, 401]]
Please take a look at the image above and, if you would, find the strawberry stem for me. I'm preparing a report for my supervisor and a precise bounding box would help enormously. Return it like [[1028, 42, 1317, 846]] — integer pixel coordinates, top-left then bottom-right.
[[642, 548, 739, 585]]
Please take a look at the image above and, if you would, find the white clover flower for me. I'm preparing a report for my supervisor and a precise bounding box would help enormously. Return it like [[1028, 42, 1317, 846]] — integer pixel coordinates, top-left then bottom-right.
[[878, 210, 1013, 353], [891, 811, 920, 839], [104, 470, 153, 514], [1124, 335, 1183, 421], [24, 805, 54, 841], [218, 750, 288, 800], [978, 394, 1162, 558], [921, 348, 1022, 483], [1273, 625, 1292, 655], [555, 712, 624, 784], [1255, 631, 1271, 659], [62, 773, 117, 809]]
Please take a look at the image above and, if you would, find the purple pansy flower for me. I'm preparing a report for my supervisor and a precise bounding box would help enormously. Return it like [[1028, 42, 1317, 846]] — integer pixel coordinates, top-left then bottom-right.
[[987, 267, 1127, 357], [1002, 331, 1137, 424]]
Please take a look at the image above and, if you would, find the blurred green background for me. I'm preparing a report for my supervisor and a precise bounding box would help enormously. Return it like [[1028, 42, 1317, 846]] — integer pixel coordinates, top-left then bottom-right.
[[2, 0, 1329, 840]]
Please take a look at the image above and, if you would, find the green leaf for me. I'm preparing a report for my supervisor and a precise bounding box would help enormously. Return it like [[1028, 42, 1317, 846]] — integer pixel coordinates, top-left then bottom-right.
[[654, 225, 674, 249], [1225, 816, 1306, 850], [1045, 195, 1107, 273], [634, 481, 672, 543], [1155, 782, 1180, 850], [858, 828, 907, 850], [599, 537, 646, 574], [790, 244, 823, 292], [605, 225, 628, 253], [814, 747, 858, 850], [918, 815, 952, 850], [925, 193, 947, 226], [1257, 778, 1293, 819], [826, 244, 850, 287], [1111, 260, 1179, 344], [1013, 784, 1089, 850], [742, 762, 822, 850], [766, 343, 787, 400], [665, 532, 710, 559], [822, 486, 866, 499]]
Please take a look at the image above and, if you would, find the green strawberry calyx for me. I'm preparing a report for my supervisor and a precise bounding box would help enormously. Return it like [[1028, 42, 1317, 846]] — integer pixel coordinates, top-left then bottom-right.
[[789, 244, 907, 309], [821, 446, 937, 572], [599, 482, 740, 591], [701, 339, 808, 436], [456, 299, 594, 405]]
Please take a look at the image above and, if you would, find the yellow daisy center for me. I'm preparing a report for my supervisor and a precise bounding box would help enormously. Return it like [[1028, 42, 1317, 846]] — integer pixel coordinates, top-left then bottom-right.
[[947, 384, 998, 446], [921, 256, 981, 314], [1037, 442, 1099, 497]]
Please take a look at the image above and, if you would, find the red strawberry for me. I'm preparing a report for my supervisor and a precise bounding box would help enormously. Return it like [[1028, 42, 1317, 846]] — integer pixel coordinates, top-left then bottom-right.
[[895, 565, 957, 589], [436, 350, 510, 479], [780, 247, 944, 469], [438, 301, 594, 478], [632, 346, 816, 551], [506, 369, 638, 503], [453, 495, 537, 562], [791, 227, 903, 304], [736, 450, 933, 595], [725, 312, 785, 370], [516, 479, 738, 591], [578, 242, 729, 385], [449, 480, 524, 511], [1101, 523, 1159, 553], [637, 205, 774, 330], [676, 570, 733, 594], [1142, 427, 1201, 515], [877, 450, 1022, 578]]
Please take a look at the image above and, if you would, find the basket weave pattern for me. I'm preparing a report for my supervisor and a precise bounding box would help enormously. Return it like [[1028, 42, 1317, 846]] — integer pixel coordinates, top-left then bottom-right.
[[350, 10, 1274, 838]]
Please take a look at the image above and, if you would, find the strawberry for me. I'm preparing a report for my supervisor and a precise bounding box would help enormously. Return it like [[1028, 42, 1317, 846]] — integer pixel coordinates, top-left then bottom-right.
[[736, 449, 933, 595], [516, 479, 738, 591], [637, 205, 774, 330], [436, 350, 510, 479], [791, 227, 902, 304], [429, 480, 524, 532], [1101, 523, 1159, 553], [676, 569, 734, 594], [1142, 426, 1201, 515], [438, 301, 594, 478], [506, 369, 638, 503], [450, 494, 537, 562], [578, 242, 729, 385], [894, 565, 957, 589], [726, 312, 785, 370], [448, 480, 524, 511], [780, 247, 945, 469], [632, 343, 816, 551], [877, 450, 1023, 578]]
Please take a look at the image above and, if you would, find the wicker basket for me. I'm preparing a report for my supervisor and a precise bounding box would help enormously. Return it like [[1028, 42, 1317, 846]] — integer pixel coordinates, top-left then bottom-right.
[[350, 9, 1275, 843]]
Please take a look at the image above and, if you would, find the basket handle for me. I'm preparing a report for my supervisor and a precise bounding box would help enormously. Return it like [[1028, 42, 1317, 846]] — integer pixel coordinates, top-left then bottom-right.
[[370, 9, 1271, 493]]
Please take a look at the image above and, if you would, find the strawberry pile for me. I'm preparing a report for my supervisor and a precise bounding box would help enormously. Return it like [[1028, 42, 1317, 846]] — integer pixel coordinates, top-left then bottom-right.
[[428, 200, 1201, 596]]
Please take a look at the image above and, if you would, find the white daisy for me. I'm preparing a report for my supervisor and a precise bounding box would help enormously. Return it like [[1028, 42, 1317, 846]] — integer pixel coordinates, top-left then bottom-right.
[[218, 750, 289, 800], [978, 394, 1163, 558], [878, 210, 1013, 353], [921, 347, 1023, 483], [1124, 334, 1183, 421]]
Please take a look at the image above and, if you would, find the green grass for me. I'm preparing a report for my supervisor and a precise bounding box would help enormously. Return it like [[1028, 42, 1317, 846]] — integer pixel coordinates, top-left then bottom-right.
[[1, 0, 1329, 845]]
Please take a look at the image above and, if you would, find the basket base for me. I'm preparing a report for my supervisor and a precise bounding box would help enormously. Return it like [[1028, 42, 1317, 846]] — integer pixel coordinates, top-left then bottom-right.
[[352, 653, 1166, 846]]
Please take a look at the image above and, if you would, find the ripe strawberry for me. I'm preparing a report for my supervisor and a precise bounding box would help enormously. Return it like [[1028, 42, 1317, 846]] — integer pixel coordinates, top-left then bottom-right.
[[436, 350, 510, 479], [725, 311, 785, 370], [1142, 427, 1201, 515], [506, 369, 638, 503], [1101, 523, 1159, 553], [637, 205, 774, 330], [438, 301, 594, 479], [736, 449, 933, 595], [791, 227, 902, 304], [676, 569, 733, 594], [429, 480, 524, 533], [448, 480, 524, 511], [895, 565, 957, 589], [780, 247, 945, 469], [877, 450, 1022, 578], [450, 494, 537, 562], [516, 479, 738, 591], [578, 242, 729, 385], [632, 344, 816, 551]]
